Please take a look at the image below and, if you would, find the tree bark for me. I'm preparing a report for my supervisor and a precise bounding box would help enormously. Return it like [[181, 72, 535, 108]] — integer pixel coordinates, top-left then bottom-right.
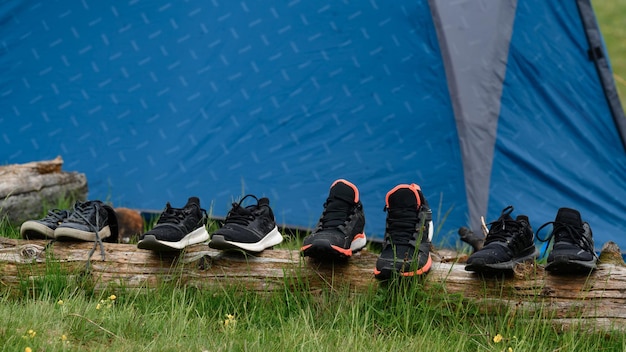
[[0, 236, 624, 331]]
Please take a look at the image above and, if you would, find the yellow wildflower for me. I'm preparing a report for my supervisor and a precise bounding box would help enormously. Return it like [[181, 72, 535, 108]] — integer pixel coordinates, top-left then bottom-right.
[[25, 347, 32, 352], [508, 347, 513, 352], [96, 303, 101, 310], [61, 334, 68, 341], [493, 333, 503, 343], [109, 294, 117, 301], [57, 299, 64, 305], [27, 329, 36, 338], [223, 314, 237, 329]]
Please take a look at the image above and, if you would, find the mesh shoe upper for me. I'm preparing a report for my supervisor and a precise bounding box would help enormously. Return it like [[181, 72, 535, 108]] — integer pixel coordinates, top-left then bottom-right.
[[465, 206, 537, 271], [301, 179, 366, 259], [374, 184, 433, 280], [210, 195, 282, 251], [139, 197, 206, 242], [537, 207, 597, 272]]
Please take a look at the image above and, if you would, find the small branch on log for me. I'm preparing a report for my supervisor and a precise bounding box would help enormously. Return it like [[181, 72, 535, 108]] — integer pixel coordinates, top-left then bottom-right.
[[0, 236, 625, 331]]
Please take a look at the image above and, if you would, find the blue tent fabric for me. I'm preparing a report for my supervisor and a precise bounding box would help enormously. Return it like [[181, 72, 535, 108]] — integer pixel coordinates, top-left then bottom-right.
[[0, 0, 466, 242], [490, 0, 626, 239], [1, 0, 624, 249]]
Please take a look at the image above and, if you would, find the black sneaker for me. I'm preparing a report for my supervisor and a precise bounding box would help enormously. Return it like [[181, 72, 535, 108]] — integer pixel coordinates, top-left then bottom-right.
[[300, 179, 367, 260], [465, 206, 538, 273], [537, 207, 597, 274], [374, 184, 433, 280], [137, 197, 209, 252], [21, 209, 71, 239], [55, 200, 113, 241], [209, 195, 283, 253]]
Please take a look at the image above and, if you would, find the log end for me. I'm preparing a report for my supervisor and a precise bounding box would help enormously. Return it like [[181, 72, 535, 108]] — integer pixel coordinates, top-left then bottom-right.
[[599, 241, 625, 266]]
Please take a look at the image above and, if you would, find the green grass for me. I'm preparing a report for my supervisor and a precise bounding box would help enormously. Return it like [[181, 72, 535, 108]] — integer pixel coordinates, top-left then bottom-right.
[[595, 0, 626, 107], [1, 274, 624, 351], [1, 207, 625, 351]]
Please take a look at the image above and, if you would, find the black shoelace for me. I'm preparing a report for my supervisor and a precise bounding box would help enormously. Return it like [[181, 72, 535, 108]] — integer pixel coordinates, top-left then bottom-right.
[[319, 196, 355, 230], [536, 221, 597, 258], [483, 206, 522, 245], [71, 201, 107, 269], [384, 207, 423, 246], [157, 203, 207, 227], [223, 195, 258, 226], [157, 204, 186, 224], [42, 209, 70, 224], [40, 202, 107, 272]]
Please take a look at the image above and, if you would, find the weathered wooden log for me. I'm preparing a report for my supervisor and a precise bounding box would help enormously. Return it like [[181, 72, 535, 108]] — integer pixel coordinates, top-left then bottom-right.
[[0, 156, 88, 224], [0, 236, 624, 331]]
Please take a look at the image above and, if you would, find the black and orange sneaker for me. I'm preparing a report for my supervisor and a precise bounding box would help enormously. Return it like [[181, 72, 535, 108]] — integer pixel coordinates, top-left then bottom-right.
[[209, 195, 283, 253], [537, 207, 597, 274], [137, 197, 209, 252], [374, 184, 433, 280], [301, 179, 367, 260], [465, 206, 538, 273]]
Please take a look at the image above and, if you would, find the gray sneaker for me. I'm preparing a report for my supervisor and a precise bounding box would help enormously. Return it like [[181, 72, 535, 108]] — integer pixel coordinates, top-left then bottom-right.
[[55, 200, 112, 241], [21, 209, 71, 239]]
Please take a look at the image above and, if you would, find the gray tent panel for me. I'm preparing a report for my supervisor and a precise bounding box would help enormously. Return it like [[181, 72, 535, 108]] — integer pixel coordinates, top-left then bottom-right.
[[430, 0, 518, 231]]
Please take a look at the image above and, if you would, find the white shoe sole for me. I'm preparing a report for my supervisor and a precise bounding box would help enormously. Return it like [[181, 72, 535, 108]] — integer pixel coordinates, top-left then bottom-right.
[[21, 221, 56, 239], [55, 225, 111, 241], [209, 226, 283, 252], [137, 226, 210, 251], [351, 234, 367, 252]]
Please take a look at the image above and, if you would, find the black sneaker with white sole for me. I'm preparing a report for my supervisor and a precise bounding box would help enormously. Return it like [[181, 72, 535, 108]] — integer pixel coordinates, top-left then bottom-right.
[[55, 201, 113, 242], [465, 206, 538, 273], [300, 179, 367, 260], [137, 197, 209, 252], [209, 195, 283, 253], [21, 209, 71, 239], [537, 207, 598, 274]]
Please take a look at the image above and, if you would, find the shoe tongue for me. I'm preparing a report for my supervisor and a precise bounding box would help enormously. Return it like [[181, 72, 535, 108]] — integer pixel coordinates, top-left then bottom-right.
[[555, 207, 582, 226], [385, 188, 420, 244], [258, 197, 270, 207], [186, 197, 200, 208], [329, 181, 357, 203], [321, 182, 357, 228], [387, 188, 417, 210], [516, 215, 529, 223]]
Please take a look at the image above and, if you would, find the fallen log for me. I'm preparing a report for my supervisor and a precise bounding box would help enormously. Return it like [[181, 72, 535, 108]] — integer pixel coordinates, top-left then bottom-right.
[[0, 156, 87, 224], [0, 236, 624, 331]]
